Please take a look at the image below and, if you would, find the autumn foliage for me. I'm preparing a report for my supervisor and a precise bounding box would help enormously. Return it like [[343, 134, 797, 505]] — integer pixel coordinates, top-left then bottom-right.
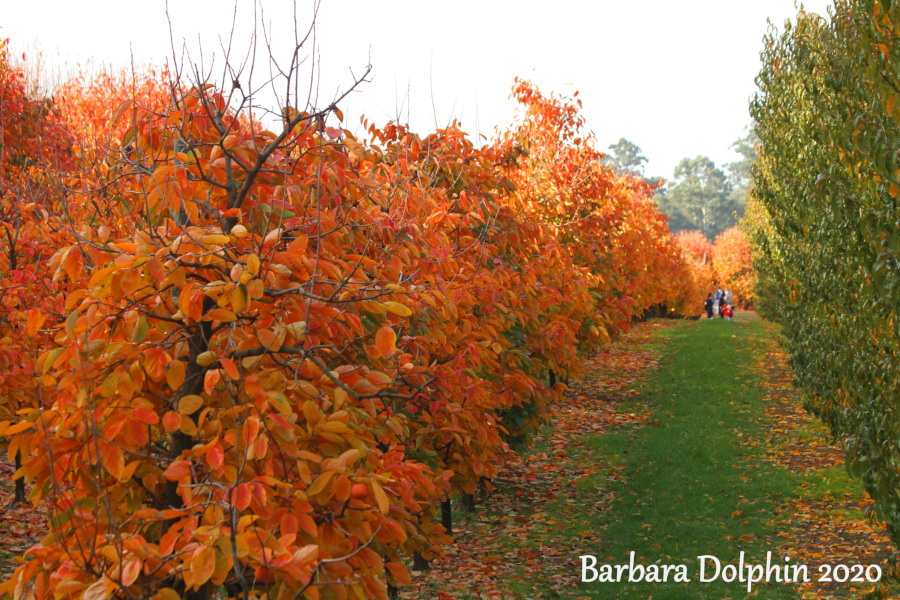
[[675, 231, 716, 315], [0, 34, 707, 600], [712, 227, 755, 309]]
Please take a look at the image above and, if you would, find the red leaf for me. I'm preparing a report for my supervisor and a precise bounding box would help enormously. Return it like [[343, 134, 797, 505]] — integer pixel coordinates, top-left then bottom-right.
[[207, 444, 224, 469]]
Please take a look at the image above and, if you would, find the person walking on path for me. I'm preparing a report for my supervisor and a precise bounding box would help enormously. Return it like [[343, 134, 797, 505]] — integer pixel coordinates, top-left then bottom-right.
[[704, 293, 714, 319], [713, 289, 721, 317], [725, 289, 733, 306]]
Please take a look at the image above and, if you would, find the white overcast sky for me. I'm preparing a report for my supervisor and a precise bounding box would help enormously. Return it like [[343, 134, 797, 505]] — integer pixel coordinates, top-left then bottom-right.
[[3, 0, 831, 181]]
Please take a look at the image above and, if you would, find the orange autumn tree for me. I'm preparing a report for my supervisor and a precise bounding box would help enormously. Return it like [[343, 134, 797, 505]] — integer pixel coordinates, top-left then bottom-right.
[[675, 230, 716, 315], [712, 226, 755, 308], [498, 81, 688, 338], [352, 118, 567, 520], [6, 60, 460, 600]]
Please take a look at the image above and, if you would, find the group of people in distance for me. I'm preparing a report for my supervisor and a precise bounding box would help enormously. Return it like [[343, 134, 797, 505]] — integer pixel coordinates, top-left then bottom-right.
[[704, 288, 734, 320]]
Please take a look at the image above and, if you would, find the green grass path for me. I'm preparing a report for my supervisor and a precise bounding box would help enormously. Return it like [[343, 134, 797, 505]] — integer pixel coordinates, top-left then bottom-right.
[[575, 317, 802, 599]]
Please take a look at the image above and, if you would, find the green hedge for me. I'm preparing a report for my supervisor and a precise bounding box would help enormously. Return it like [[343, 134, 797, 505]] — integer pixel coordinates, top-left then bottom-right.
[[750, 0, 900, 549]]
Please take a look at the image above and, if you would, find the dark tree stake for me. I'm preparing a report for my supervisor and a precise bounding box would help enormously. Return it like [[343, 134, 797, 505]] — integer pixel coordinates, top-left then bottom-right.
[[13, 451, 25, 504], [441, 498, 452, 537]]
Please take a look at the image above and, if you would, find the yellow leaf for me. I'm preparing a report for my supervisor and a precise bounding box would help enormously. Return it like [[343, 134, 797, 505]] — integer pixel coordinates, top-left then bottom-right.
[[199, 234, 230, 245], [286, 321, 307, 341], [110, 99, 134, 128], [382, 301, 412, 317], [267, 391, 292, 416], [246, 254, 260, 276], [371, 479, 390, 514], [196, 351, 219, 367], [263, 228, 282, 247]]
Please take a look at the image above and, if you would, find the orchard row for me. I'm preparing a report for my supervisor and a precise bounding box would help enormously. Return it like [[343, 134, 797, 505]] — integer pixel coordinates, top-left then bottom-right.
[[750, 0, 900, 556], [0, 36, 748, 600]]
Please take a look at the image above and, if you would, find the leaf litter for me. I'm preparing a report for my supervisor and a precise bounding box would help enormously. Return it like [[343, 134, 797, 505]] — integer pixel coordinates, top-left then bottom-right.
[[751, 322, 895, 600], [0, 456, 47, 578], [406, 320, 678, 599]]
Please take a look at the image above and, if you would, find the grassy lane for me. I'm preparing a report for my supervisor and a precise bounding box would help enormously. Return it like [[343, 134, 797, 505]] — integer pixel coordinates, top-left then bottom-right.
[[577, 317, 800, 599], [410, 317, 894, 600]]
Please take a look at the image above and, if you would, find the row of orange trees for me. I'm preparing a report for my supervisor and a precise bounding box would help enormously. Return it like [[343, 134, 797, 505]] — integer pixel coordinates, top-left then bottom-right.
[[675, 228, 756, 310], [1, 36, 707, 600]]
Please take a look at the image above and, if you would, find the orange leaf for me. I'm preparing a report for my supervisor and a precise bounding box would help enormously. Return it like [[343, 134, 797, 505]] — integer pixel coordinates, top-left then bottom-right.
[[191, 547, 216, 586], [307, 471, 334, 496], [25, 310, 47, 337], [204, 369, 220, 395], [152, 589, 181, 600], [385, 562, 411, 586], [134, 407, 159, 425], [295, 544, 318, 567], [220, 357, 239, 380], [207, 444, 224, 469], [163, 460, 192, 481], [147, 256, 166, 281], [143, 347, 170, 382], [375, 326, 397, 359], [83, 579, 109, 600], [257, 328, 282, 351], [121, 558, 142, 587]]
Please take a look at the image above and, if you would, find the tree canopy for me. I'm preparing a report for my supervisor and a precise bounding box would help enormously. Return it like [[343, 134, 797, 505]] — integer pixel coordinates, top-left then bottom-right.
[[605, 137, 648, 177], [655, 155, 738, 239]]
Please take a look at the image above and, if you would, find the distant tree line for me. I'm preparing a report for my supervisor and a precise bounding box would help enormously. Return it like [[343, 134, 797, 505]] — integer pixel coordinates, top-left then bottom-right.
[[605, 125, 758, 240]]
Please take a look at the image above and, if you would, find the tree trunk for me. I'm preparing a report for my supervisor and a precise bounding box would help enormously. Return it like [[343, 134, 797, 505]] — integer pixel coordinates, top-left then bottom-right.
[[162, 298, 215, 533], [413, 551, 430, 571], [549, 368, 556, 387], [441, 498, 452, 537], [387, 582, 399, 600], [170, 579, 210, 600], [462, 493, 476, 513], [161, 299, 215, 598]]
